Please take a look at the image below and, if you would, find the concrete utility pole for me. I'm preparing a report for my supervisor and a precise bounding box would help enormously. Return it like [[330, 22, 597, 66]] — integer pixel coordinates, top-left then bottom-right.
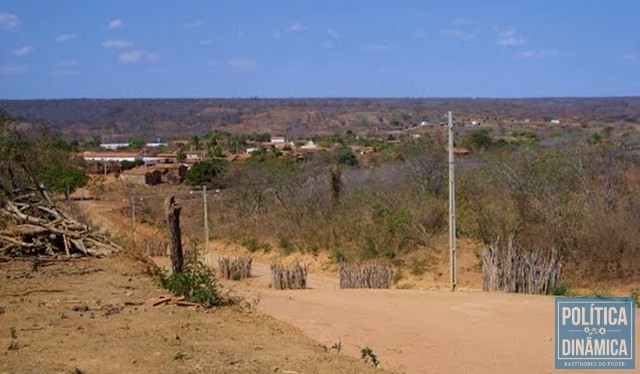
[[203, 185, 210, 266], [131, 196, 136, 243], [448, 111, 457, 291]]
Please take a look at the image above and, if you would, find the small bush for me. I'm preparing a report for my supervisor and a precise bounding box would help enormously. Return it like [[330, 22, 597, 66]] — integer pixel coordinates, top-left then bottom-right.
[[279, 237, 295, 255], [360, 346, 379, 367], [242, 238, 271, 253], [409, 259, 429, 276], [156, 251, 225, 308], [587, 286, 612, 298], [331, 247, 347, 263], [631, 289, 639, 308], [551, 281, 573, 296]]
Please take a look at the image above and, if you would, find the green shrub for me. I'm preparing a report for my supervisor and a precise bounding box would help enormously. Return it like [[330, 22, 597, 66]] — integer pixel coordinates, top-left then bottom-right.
[[551, 281, 573, 296], [409, 259, 429, 276], [631, 289, 639, 308], [156, 251, 225, 308], [587, 286, 612, 298], [279, 237, 295, 255], [331, 247, 347, 263]]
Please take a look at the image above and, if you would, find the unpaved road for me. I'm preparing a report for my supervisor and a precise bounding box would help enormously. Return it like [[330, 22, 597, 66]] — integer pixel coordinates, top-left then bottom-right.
[[79, 199, 639, 373], [208, 249, 639, 373]]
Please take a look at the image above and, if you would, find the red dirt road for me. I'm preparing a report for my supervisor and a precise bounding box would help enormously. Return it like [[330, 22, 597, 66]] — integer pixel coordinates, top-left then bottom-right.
[[257, 284, 639, 373]]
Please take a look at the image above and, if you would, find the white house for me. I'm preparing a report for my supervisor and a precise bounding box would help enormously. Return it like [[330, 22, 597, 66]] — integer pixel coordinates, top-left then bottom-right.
[[550, 119, 561, 124], [81, 151, 143, 163], [300, 140, 317, 150], [270, 136, 286, 144], [99, 143, 129, 150]]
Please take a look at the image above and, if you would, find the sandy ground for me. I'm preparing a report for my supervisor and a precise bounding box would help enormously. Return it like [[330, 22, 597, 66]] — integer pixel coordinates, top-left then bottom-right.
[[0, 255, 379, 374], [199, 251, 638, 374], [74, 198, 640, 373]]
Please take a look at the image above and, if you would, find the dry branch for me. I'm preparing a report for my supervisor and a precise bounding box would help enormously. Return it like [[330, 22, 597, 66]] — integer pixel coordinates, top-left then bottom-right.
[[217, 256, 252, 280], [270, 262, 307, 290], [0, 191, 120, 257], [339, 263, 394, 289], [481, 235, 562, 295]]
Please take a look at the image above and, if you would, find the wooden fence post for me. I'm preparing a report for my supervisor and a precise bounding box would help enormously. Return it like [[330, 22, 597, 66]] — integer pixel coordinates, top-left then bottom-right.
[[164, 196, 183, 273]]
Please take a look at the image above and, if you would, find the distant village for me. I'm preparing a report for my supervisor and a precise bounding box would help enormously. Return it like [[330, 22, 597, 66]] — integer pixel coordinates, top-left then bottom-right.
[[77, 114, 573, 186]]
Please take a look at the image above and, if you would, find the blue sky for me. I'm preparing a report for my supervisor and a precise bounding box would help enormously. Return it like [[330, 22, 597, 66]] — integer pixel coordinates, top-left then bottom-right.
[[0, 1, 638, 99]]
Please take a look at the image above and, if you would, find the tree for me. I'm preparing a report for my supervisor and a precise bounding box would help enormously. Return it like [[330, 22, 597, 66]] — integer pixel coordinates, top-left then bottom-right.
[[463, 129, 493, 150], [0, 109, 87, 200], [40, 162, 87, 198], [185, 159, 228, 187], [128, 136, 145, 150], [337, 147, 359, 166]]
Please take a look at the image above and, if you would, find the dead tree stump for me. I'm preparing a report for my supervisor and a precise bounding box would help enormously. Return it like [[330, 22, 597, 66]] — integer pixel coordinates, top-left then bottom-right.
[[164, 196, 183, 274]]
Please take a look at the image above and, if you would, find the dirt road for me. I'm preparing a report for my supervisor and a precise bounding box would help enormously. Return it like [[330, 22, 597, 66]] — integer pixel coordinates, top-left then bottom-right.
[[78, 199, 639, 373], [258, 277, 639, 374]]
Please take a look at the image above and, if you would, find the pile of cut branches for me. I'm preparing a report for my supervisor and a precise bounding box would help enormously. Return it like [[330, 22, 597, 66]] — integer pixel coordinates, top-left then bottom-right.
[[0, 190, 120, 257]]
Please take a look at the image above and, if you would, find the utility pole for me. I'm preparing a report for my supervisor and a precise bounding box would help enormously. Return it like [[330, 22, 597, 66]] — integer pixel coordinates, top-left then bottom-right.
[[131, 196, 136, 244], [448, 111, 457, 291], [203, 185, 210, 266]]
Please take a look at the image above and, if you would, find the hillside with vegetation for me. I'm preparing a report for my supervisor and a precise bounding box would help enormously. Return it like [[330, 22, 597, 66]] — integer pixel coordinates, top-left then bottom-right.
[[1, 97, 639, 141]]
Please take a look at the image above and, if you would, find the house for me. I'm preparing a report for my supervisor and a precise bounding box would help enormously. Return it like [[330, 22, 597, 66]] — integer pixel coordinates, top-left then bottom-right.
[[143, 152, 177, 165], [152, 163, 187, 183], [550, 119, 561, 124], [99, 143, 129, 150], [145, 142, 168, 148], [300, 140, 317, 150], [120, 167, 162, 185], [270, 136, 286, 144], [184, 150, 206, 163], [223, 152, 251, 162], [82, 151, 143, 163]]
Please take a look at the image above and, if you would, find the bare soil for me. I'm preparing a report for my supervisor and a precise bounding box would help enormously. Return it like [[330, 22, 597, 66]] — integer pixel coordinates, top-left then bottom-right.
[[22, 196, 635, 374], [0, 255, 379, 374]]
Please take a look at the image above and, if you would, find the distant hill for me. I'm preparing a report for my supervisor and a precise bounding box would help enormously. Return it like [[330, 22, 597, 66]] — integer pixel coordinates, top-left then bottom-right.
[[1, 97, 638, 140]]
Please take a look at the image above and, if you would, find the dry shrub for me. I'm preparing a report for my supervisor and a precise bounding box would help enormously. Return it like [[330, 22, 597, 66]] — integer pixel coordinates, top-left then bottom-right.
[[270, 262, 307, 290], [340, 263, 394, 289], [481, 235, 562, 295], [218, 256, 252, 280]]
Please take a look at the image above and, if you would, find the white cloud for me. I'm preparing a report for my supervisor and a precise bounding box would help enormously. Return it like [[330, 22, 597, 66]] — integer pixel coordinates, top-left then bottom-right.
[[185, 19, 204, 28], [102, 39, 133, 48], [228, 57, 256, 69], [440, 27, 478, 41], [496, 29, 526, 46], [518, 49, 559, 58], [0, 12, 18, 29], [322, 41, 334, 49], [107, 19, 123, 30], [53, 60, 80, 76], [327, 29, 340, 38], [0, 65, 27, 75], [412, 30, 428, 39], [367, 42, 392, 53], [620, 53, 636, 60], [198, 39, 211, 46], [12, 45, 33, 56], [55, 33, 78, 43], [288, 22, 308, 33], [118, 50, 158, 64]]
